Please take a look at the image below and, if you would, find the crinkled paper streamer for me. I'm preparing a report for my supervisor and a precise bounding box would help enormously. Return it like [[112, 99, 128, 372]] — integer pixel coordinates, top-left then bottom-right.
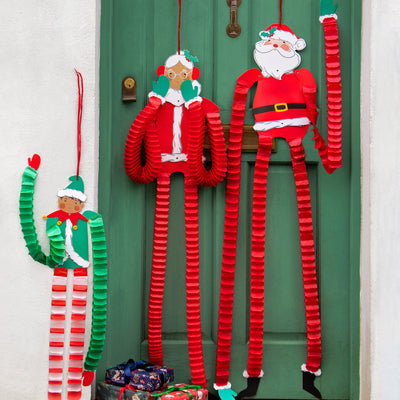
[[19, 166, 65, 267], [215, 70, 258, 387], [187, 101, 227, 188], [124, 97, 162, 184], [84, 214, 108, 371]]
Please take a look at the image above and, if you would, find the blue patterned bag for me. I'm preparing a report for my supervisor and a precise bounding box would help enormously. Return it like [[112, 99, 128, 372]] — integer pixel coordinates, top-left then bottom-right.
[[128, 365, 174, 391], [105, 359, 148, 386]]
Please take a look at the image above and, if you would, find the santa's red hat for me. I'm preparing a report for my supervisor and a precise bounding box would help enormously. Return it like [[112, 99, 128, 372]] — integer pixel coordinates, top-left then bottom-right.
[[259, 24, 306, 51]]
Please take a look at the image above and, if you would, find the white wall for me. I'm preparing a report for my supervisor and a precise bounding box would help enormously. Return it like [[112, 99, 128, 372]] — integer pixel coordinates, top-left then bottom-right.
[[0, 1, 99, 399], [1, 0, 400, 399], [361, 0, 400, 399]]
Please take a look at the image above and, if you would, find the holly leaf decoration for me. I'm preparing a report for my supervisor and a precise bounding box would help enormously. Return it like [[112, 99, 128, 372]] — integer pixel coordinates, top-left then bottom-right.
[[181, 79, 199, 102], [260, 26, 277, 38], [183, 49, 198, 63], [152, 75, 170, 97], [320, 0, 338, 16]]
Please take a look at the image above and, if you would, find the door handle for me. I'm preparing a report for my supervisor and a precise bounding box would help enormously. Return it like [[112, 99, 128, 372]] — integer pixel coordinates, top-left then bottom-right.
[[226, 0, 241, 38]]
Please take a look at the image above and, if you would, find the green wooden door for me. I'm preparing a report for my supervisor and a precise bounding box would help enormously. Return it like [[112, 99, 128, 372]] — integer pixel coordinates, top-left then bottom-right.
[[98, 1, 361, 399]]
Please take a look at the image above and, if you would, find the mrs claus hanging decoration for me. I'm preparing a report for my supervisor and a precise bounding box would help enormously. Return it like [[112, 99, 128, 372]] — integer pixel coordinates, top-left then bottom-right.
[[19, 72, 108, 400], [214, 1, 342, 399], [124, 49, 227, 389]]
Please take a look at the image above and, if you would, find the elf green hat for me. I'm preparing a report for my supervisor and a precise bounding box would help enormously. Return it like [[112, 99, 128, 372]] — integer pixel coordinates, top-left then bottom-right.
[[57, 176, 87, 202]]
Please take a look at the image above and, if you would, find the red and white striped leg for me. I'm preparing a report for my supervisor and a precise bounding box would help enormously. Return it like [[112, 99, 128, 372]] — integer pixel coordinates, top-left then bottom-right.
[[67, 268, 88, 400], [48, 267, 68, 400]]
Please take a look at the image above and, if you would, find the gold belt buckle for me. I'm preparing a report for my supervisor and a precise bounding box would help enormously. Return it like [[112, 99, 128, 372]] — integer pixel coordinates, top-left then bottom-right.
[[274, 103, 288, 112]]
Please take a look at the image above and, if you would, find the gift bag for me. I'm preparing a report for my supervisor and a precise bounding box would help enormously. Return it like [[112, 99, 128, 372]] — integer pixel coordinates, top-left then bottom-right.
[[129, 364, 174, 391], [105, 359, 148, 386]]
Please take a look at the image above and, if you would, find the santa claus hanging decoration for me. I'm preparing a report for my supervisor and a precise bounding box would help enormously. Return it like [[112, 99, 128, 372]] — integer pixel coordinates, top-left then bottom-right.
[[19, 71, 108, 400], [214, 1, 342, 399]]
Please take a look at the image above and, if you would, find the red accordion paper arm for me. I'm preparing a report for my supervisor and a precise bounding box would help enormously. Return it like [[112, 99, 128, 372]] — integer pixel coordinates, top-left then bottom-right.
[[187, 100, 227, 188], [298, 68, 335, 175], [323, 16, 342, 170], [124, 97, 162, 184], [215, 69, 258, 388]]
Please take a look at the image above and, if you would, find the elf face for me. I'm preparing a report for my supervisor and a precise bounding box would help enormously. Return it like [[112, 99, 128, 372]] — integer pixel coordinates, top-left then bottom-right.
[[164, 61, 193, 90], [58, 196, 84, 214]]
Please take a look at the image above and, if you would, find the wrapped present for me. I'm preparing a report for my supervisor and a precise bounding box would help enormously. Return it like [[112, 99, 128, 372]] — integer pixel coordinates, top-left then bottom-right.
[[106, 359, 148, 386], [152, 384, 208, 400], [96, 382, 153, 400], [129, 365, 174, 392]]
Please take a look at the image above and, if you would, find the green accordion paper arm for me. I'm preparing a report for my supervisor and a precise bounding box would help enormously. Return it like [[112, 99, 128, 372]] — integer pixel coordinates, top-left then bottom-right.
[[19, 166, 65, 267], [84, 213, 108, 372]]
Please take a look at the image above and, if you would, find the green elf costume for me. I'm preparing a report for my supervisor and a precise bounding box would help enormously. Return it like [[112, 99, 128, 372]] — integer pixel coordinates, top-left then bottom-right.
[[19, 154, 107, 400]]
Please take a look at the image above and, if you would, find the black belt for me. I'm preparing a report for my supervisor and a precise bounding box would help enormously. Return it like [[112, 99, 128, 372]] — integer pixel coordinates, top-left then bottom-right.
[[253, 103, 307, 114]]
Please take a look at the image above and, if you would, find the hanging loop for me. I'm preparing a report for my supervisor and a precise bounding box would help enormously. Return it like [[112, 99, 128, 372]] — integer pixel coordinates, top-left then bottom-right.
[[226, 0, 241, 38]]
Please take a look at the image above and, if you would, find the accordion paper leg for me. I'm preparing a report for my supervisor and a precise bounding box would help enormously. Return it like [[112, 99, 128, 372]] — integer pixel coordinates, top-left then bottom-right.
[[247, 136, 273, 379], [289, 138, 322, 374], [48, 267, 68, 400], [185, 176, 207, 388], [67, 268, 88, 400], [148, 174, 170, 366]]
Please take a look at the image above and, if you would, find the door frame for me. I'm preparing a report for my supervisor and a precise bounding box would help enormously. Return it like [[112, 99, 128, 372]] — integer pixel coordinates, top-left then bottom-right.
[[97, 1, 362, 398]]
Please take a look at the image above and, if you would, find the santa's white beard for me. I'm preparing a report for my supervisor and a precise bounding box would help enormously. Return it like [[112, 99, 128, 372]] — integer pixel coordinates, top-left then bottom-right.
[[254, 46, 301, 80]]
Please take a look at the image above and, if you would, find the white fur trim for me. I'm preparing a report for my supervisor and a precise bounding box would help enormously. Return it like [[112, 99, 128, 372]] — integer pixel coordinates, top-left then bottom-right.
[[260, 28, 300, 46], [185, 96, 202, 109], [148, 92, 166, 104], [301, 364, 322, 376], [294, 38, 306, 51], [57, 188, 86, 202], [64, 220, 90, 268], [213, 382, 232, 391], [161, 153, 187, 162], [319, 13, 338, 23], [243, 369, 264, 378]]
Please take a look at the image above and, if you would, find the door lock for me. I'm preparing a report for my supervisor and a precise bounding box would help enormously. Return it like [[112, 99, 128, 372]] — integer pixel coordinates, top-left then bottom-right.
[[122, 76, 137, 102]]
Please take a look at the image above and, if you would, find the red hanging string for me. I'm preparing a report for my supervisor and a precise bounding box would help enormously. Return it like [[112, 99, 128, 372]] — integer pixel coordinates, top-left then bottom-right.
[[178, 0, 182, 54], [74, 69, 83, 180], [279, 0, 283, 26]]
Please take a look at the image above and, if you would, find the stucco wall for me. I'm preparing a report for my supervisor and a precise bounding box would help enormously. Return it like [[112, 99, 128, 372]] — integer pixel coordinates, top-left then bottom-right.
[[361, 0, 400, 399], [0, 1, 99, 399], [1, 0, 400, 399]]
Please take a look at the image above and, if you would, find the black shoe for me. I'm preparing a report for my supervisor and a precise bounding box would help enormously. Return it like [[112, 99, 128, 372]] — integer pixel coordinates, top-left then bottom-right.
[[208, 393, 219, 400], [235, 377, 261, 400], [302, 371, 322, 399]]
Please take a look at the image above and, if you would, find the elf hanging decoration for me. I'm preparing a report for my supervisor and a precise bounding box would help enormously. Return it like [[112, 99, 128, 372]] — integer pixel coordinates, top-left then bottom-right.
[[124, 48, 227, 390], [214, 1, 342, 399], [19, 71, 108, 400]]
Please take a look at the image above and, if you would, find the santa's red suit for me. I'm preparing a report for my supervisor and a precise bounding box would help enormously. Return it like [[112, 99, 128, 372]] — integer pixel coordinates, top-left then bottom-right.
[[124, 85, 226, 389]]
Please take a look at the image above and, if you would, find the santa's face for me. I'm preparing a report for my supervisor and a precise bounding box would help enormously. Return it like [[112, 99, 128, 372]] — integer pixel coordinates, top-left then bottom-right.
[[254, 38, 301, 79], [164, 61, 193, 90]]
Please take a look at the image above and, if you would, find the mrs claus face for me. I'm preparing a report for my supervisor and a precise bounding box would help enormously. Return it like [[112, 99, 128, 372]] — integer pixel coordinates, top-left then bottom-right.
[[164, 61, 193, 90]]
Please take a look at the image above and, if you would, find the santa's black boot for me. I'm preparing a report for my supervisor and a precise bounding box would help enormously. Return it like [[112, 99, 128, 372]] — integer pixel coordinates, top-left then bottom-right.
[[235, 377, 261, 400], [302, 371, 322, 399]]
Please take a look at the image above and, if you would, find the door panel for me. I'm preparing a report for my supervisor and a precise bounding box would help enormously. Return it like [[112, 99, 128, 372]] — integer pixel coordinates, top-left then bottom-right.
[[99, 1, 361, 398]]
